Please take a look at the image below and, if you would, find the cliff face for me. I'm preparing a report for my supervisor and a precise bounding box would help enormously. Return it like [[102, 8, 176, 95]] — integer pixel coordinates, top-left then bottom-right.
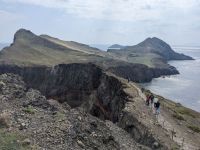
[[1, 66, 199, 149], [0, 64, 179, 149], [0, 73, 142, 150], [0, 63, 126, 123], [107, 64, 179, 82]]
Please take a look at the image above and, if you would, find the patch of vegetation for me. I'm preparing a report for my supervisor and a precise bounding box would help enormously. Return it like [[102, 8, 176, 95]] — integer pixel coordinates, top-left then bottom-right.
[[0, 112, 10, 128], [55, 112, 65, 122], [171, 146, 180, 150], [176, 108, 196, 118], [0, 129, 30, 150], [172, 113, 185, 121], [187, 125, 200, 133], [23, 105, 36, 114], [175, 103, 182, 107], [170, 143, 180, 150]]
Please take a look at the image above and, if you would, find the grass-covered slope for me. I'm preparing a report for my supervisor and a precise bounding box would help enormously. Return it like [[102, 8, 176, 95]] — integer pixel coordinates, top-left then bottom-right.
[[0, 29, 112, 66], [108, 37, 193, 68], [0, 29, 192, 69]]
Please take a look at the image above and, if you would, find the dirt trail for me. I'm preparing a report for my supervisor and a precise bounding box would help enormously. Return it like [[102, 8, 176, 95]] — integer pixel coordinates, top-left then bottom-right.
[[128, 81, 199, 150]]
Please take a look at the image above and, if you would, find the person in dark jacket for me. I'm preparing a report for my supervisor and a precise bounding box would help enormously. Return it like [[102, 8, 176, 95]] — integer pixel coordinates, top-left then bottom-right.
[[154, 100, 160, 115], [149, 94, 154, 109], [146, 94, 150, 106]]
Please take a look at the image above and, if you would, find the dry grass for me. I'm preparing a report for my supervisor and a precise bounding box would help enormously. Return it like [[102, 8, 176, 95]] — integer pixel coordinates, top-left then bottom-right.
[[187, 125, 200, 133], [172, 113, 185, 121], [0, 129, 31, 150], [0, 112, 11, 128], [175, 107, 196, 118], [23, 105, 36, 114]]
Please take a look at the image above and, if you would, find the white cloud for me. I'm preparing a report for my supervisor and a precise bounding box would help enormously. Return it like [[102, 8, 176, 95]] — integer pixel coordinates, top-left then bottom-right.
[[1, 0, 200, 45], [0, 9, 25, 42], [2, 0, 200, 21], [0, 10, 24, 25]]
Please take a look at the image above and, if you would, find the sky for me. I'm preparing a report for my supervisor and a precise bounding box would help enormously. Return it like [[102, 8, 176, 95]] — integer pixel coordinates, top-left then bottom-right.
[[0, 0, 200, 46]]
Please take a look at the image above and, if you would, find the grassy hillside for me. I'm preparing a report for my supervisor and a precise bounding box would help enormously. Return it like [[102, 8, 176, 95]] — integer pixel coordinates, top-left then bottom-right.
[[0, 29, 192, 71], [108, 37, 193, 68], [0, 29, 117, 67], [40, 35, 107, 56]]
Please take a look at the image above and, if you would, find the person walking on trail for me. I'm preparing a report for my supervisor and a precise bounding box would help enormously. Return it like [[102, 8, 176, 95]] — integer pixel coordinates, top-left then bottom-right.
[[154, 98, 160, 120], [150, 94, 154, 109], [141, 88, 144, 93], [146, 94, 150, 106], [152, 97, 158, 113]]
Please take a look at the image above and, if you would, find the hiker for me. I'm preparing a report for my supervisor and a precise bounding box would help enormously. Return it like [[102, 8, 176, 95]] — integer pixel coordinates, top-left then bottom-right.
[[154, 98, 160, 115], [127, 77, 130, 83], [146, 94, 151, 106], [146, 94, 150, 106], [150, 94, 154, 108], [141, 88, 144, 93]]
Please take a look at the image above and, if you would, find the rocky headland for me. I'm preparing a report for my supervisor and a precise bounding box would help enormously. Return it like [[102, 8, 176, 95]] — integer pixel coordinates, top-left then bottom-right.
[[0, 29, 193, 82], [0, 29, 199, 150]]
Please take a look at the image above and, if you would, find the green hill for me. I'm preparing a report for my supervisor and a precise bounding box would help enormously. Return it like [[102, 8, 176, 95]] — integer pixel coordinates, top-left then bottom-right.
[[0, 29, 193, 82], [0, 29, 109, 66], [108, 37, 193, 68]]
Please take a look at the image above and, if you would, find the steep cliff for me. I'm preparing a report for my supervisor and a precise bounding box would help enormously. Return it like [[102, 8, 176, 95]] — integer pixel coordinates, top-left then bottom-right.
[[0, 64, 181, 149], [0, 63, 126, 122], [1, 73, 149, 150]]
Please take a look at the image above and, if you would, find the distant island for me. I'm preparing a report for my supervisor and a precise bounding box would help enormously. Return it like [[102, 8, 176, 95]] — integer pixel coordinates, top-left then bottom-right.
[[108, 44, 125, 50]]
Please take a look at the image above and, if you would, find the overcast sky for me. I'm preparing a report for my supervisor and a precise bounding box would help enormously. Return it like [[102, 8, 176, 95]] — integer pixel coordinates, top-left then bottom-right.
[[0, 0, 200, 46]]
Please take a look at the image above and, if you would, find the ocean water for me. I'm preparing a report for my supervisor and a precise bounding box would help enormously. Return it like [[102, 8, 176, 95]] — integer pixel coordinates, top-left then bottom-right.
[[142, 47, 200, 112]]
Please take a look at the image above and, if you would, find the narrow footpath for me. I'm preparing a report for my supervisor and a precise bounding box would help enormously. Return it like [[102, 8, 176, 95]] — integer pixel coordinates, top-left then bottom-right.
[[129, 81, 199, 150]]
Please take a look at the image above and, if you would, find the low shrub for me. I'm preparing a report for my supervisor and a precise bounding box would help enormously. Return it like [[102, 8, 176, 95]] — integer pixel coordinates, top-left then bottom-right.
[[172, 113, 185, 121], [23, 106, 35, 114], [0, 129, 30, 150], [175, 108, 196, 118], [187, 125, 200, 133], [0, 112, 10, 128]]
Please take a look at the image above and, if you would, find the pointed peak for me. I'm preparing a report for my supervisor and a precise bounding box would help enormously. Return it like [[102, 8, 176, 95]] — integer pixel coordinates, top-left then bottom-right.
[[14, 28, 36, 42], [138, 37, 167, 46], [15, 28, 34, 36]]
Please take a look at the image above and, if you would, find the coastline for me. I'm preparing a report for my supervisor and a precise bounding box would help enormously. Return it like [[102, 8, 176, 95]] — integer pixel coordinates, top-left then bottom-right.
[[142, 48, 200, 112], [141, 88, 200, 149]]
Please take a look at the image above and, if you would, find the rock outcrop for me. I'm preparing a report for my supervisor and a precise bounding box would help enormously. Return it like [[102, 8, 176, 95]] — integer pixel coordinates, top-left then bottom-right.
[[0, 74, 128, 149], [107, 64, 178, 82], [0, 73, 155, 149], [0, 63, 125, 122]]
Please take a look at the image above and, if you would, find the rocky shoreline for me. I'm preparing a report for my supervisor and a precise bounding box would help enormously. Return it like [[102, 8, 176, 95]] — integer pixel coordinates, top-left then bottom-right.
[[107, 63, 179, 82]]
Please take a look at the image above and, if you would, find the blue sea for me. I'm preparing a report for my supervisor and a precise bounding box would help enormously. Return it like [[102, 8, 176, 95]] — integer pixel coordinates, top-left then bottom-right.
[[142, 47, 200, 112]]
